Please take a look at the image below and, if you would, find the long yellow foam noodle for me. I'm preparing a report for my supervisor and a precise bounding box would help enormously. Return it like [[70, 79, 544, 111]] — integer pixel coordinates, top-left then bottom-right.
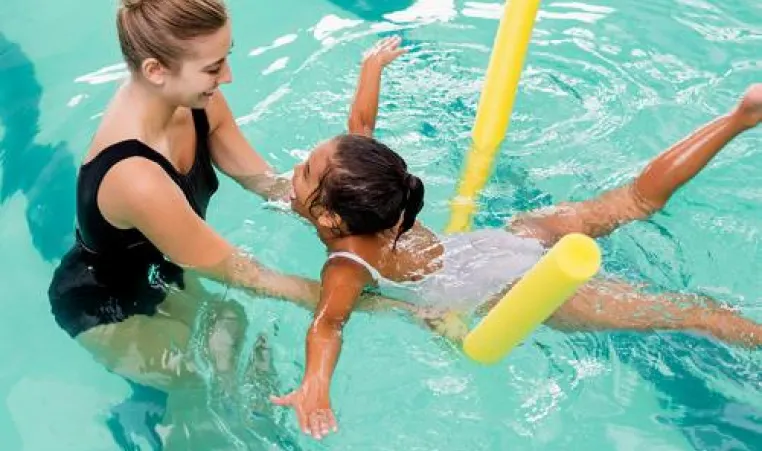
[[463, 233, 601, 364], [446, 0, 542, 233]]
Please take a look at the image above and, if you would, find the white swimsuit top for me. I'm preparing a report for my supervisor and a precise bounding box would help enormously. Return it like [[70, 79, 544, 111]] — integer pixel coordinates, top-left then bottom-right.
[[327, 228, 546, 308]]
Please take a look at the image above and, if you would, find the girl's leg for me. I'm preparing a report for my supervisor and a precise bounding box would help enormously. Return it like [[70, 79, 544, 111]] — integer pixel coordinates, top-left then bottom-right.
[[548, 277, 762, 347], [510, 84, 762, 245]]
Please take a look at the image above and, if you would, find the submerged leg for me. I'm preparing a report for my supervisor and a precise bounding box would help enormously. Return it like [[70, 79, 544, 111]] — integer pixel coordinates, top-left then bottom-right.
[[548, 278, 762, 348]]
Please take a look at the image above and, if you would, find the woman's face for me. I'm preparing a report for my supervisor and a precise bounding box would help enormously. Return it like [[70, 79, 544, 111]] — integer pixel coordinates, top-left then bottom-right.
[[157, 22, 234, 108]]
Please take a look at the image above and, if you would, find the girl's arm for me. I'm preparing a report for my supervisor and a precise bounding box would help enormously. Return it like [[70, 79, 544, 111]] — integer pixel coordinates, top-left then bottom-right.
[[347, 36, 406, 137], [271, 258, 370, 440]]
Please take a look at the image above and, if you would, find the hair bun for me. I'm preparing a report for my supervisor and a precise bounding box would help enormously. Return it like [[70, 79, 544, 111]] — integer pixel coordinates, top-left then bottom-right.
[[405, 173, 421, 191], [395, 172, 424, 247], [121, 0, 145, 9]]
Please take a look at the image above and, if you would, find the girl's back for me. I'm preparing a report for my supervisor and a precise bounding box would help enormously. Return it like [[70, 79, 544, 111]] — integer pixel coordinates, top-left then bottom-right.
[[330, 227, 546, 309]]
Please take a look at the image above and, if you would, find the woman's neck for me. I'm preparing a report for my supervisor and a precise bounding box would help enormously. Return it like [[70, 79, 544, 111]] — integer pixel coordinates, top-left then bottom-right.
[[120, 76, 179, 140]]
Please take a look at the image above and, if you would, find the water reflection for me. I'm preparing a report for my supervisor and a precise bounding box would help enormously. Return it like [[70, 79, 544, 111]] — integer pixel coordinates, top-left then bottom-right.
[[0, 31, 76, 262]]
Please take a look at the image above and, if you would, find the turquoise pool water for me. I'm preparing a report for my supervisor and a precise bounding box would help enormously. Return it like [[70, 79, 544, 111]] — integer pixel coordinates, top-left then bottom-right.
[[2, 0, 762, 449]]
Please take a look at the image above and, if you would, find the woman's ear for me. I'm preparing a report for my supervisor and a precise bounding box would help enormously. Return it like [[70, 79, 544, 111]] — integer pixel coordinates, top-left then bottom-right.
[[141, 57, 168, 86]]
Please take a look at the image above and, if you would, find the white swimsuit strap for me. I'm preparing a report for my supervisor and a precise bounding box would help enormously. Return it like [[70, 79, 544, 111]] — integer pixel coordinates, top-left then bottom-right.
[[327, 251, 382, 281]]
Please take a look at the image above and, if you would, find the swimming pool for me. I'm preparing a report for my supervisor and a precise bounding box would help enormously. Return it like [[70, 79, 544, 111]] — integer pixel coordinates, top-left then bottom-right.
[[2, 0, 762, 449]]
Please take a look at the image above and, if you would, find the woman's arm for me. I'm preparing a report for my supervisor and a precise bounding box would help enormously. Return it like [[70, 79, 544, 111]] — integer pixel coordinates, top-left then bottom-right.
[[205, 91, 291, 201], [98, 157, 314, 303]]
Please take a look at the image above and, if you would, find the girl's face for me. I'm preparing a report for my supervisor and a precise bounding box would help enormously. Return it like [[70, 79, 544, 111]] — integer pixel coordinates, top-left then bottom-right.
[[290, 138, 337, 223]]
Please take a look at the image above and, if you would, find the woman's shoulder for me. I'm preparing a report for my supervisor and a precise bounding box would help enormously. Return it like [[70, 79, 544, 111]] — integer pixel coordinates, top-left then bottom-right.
[[83, 99, 144, 164]]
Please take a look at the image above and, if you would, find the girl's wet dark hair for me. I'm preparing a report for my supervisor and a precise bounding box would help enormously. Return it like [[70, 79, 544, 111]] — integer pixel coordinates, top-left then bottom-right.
[[308, 134, 424, 247]]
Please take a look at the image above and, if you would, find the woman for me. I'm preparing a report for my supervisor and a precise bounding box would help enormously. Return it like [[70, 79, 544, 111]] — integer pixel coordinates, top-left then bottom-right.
[[47, 0, 407, 394]]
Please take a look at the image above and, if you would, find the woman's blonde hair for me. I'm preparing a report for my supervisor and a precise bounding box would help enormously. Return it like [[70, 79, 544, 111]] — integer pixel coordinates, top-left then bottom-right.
[[117, 0, 228, 71]]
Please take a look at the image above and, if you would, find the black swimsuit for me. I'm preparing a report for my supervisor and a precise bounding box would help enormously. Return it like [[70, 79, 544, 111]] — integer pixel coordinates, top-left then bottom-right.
[[48, 109, 219, 338]]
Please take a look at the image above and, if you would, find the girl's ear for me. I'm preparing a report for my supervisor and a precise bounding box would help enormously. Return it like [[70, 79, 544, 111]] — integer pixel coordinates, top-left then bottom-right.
[[317, 211, 343, 230]]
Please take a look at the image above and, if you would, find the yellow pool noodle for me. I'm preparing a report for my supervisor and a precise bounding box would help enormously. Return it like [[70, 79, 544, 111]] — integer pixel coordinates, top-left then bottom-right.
[[447, 0, 542, 233], [463, 233, 601, 364]]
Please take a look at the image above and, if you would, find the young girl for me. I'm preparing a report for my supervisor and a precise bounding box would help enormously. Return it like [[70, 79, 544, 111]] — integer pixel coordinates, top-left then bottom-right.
[[271, 37, 762, 439]]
